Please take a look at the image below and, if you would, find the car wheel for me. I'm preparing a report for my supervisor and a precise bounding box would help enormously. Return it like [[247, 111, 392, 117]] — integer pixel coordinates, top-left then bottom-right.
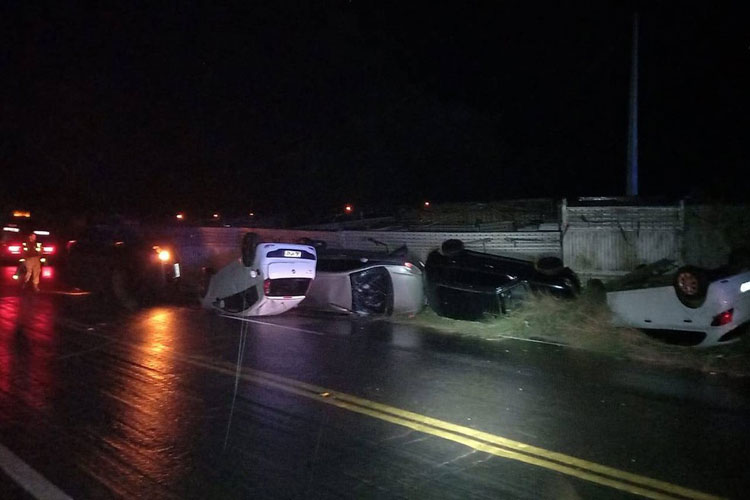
[[200, 267, 215, 299], [351, 267, 393, 315], [673, 266, 708, 309], [729, 247, 750, 270], [440, 239, 464, 257], [241, 232, 259, 267], [585, 278, 607, 303], [535, 256, 564, 276]]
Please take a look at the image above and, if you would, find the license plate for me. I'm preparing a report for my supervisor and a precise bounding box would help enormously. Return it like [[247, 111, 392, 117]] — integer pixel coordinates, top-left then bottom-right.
[[283, 250, 302, 258]]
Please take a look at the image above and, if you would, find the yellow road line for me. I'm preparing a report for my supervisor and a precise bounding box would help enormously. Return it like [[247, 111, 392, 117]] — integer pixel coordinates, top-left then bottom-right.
[[62, 323, 724, 500], [186, 356, 723, 500]]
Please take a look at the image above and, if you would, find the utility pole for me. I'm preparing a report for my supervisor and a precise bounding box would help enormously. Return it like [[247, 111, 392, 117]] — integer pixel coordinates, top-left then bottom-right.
[[626, 12, 639, 197]]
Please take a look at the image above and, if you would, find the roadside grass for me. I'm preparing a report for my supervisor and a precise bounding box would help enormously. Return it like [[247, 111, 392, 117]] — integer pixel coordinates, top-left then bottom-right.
[[391, 293, 750, 377]]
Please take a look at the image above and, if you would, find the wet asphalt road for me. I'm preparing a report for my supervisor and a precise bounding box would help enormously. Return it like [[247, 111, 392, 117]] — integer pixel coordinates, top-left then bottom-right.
[[1, 281, 749, 499]]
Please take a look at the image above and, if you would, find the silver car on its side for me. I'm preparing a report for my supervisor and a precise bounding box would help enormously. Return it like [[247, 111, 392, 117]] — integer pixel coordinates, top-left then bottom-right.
[[300, 245, 424, 316]]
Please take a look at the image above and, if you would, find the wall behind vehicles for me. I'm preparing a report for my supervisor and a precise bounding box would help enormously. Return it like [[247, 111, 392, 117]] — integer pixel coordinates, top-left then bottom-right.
[[167, 227, 562, 276], [163, 200, 748, 287], [561, 200, 685, 282], [682, 204, 750, 269]]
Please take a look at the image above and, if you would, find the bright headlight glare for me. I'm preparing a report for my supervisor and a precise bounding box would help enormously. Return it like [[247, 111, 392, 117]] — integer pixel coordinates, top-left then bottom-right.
[[158, 250, 171, 262]]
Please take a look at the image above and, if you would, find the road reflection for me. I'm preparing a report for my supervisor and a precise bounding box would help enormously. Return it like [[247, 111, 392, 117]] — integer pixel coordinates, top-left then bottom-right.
[[104, 308, 190, 481], [1, 264, 56, 288], [0, 294, 59, 412], [100, 306, 197, 486]]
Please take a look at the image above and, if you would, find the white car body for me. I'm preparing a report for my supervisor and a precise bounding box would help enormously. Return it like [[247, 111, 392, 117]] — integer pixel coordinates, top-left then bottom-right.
[[202, 243, 317, 317], [607, 270, 750, 347]]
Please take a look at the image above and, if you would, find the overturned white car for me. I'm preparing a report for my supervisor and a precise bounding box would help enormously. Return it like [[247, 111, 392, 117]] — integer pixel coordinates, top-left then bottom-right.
[[605, 259, 750, 347], [202, 233, 317, 316]]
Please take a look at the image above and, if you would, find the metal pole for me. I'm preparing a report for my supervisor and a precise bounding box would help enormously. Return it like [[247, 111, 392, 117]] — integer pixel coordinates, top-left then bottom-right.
[[626, 12, 639, 197]]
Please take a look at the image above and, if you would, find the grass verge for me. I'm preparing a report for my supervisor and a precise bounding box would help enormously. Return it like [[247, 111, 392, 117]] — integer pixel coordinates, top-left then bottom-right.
[[390, 293, 750, 377]]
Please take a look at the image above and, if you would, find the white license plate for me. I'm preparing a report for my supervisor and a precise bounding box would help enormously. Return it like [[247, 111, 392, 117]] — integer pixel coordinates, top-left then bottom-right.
[[284, 250, 302, 258]]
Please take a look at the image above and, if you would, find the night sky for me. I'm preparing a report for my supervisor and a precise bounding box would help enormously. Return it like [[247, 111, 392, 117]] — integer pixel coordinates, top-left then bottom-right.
[[2, 2, 748, 218]]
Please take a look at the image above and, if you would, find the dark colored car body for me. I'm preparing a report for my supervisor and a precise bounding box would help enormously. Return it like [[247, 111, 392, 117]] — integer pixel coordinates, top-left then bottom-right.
[[64, 225, 181, 308], [425, 242, 580, 320]]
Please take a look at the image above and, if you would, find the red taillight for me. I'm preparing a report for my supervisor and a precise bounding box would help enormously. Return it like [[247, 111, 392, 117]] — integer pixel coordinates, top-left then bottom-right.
[[43, 246, 55, 254], [264, 278, 271, 296], [711, 309, 734, 327], [8, 245, 21, 254]]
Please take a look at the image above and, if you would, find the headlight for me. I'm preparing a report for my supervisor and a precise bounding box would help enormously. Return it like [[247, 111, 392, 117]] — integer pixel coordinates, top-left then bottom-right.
[[153, 246, 172, 262]]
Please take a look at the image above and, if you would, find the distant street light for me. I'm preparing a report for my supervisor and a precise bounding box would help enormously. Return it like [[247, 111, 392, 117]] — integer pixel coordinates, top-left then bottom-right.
[[176, 213, 184, 220], [213, 213, 220, 219], [424, 201, 431, 208], [344, 204, 354, 214]]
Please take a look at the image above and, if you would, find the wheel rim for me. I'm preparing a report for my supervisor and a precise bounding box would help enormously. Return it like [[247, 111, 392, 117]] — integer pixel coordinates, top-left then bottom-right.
[[677, 272, 699, 295]]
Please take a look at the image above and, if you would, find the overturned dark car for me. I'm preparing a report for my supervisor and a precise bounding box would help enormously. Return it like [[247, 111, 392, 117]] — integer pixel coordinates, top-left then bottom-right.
[[64, 225, 181, 309], [425, 239, 580, 320]]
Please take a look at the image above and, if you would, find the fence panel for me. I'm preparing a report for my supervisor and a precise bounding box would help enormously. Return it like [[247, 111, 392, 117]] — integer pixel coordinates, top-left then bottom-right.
[[165, 200, 748, 285], [336, 230, 560, 262], [168, 227, 561, 272], [562, 203, 684, 280]]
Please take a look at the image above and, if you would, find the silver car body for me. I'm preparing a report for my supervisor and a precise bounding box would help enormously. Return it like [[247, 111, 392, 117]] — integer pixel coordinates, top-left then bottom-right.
[[607, 270, 750, 346], [202, 242, 317, 317], [301, 254, 424, 316]]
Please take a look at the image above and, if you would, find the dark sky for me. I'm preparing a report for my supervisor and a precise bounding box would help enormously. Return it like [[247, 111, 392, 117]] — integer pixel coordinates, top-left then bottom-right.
[[2, 1, 748, 217]]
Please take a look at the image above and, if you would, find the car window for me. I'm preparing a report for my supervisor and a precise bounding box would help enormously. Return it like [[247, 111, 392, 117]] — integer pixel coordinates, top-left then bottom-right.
[[317, 257, 369, 273], [2, 221, 53, 243]]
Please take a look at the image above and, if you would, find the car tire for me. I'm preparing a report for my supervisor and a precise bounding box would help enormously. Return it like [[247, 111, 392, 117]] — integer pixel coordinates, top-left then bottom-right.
[[673, 265, 709, 309], [241, 232, 259, 267], [729, 247, 750, 270], [350, 267, 393, 315], [440, 239, 464, 257], [585, 278, 607, 304], [535, 256, 564, 276], [200, 267, 215, 299]]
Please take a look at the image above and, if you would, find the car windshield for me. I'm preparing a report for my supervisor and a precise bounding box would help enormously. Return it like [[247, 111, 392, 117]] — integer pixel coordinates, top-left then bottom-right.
[[317, 257, 370, 272]]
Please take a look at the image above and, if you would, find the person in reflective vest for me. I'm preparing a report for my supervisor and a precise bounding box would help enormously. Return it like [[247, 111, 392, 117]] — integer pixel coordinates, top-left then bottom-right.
[[23, 233, 41, 292]]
